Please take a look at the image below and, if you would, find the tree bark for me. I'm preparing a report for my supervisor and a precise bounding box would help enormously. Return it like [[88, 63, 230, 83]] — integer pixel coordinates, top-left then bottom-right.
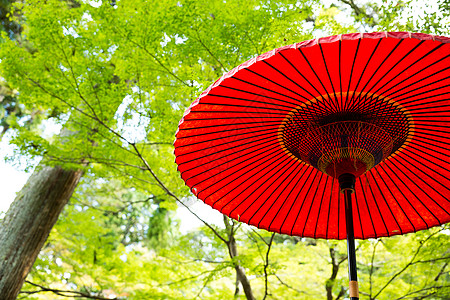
[[0, 164, 83, 298], [223, 216, 256, 300]]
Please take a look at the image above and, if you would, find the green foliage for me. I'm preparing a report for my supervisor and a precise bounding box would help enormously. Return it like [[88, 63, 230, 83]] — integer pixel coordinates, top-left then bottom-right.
[[1, 0, 449, 299]]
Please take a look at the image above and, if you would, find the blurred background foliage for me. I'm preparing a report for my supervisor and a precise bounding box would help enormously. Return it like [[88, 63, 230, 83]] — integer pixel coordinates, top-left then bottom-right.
[[0, 0, 448, 299]]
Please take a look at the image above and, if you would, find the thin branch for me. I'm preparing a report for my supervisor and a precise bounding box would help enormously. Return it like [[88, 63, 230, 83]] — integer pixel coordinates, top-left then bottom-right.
[[194, 271, 215, 300], [373, 229, 444, 299], [164, 266, 228, 286], [339, 0, 363, 16], [411, 256, 450, 265], [248, 227, 270, 246], [131, 142, 228, 243], [335, 286, 346, 300], [394, 285, 450, 300], [72, 195, 155, 215], [160, 255, 229, 265], [194, 29, 228, 72], [143, 142, 174, 145], [116, 28, 190, 87], [50, 33, 100, 120], [262, 233, 275, 300], [273, 274, 309, 295], [370, 240, 380, 298], [434, 262, 449, 282], [20, 281, 119, 300]]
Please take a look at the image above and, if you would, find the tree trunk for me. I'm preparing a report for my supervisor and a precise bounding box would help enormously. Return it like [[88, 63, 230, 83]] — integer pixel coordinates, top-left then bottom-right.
[[224, 216, 256, 300], [0, 164, 83, 298]]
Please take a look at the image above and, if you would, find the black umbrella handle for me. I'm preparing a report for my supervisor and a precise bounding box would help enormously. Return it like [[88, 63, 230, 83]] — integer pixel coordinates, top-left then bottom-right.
[[340, 174, 359, 300]]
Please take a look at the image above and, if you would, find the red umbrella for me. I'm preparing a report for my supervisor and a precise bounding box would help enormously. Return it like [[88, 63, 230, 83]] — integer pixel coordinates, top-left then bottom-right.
[[174, 32, 450, 299]]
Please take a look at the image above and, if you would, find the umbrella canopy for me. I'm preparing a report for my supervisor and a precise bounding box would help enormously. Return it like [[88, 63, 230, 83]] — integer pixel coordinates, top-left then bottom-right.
[[174, 32, 450, 241]]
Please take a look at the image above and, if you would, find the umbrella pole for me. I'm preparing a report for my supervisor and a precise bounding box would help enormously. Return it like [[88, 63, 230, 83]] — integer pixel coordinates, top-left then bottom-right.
[[339, 174, 359, 300]]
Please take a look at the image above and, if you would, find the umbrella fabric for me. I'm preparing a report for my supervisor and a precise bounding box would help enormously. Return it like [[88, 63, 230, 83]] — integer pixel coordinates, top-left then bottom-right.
[[174, 32, 450, 240]]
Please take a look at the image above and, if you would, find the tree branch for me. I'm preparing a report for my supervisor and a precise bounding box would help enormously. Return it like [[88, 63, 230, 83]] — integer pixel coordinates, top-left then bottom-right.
[[20, 281, 119, 300], [273, 274, 309, 295], [373, 229, 444, 299], [369, 240, 380, 298], [262, 233, 275, 300], [131, 142, 228, 243], [194, 29, 228, 72]]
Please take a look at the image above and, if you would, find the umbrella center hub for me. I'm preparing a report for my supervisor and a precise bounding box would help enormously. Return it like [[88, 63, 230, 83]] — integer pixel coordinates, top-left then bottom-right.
[[280, 92, 412, 178]]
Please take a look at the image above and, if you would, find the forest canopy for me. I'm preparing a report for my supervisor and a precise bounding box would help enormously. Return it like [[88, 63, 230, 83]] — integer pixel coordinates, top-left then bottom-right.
[[0, 0, 449, 299]]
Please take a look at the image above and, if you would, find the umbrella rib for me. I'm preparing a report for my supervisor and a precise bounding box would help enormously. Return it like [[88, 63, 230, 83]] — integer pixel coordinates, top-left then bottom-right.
[[231, 76, 307, 103], [366, 40, 428, 96], [318, 43, 339, 111], [410, 135, 450, 153], [410, 126, 450, 135], [354, 39, 404, 104], [364, 41, 443, 98], [313, 175, 330, 239], [414, 134, 449, 151], [398, 88, 450, 107], [358, 177, 378, 238], [175, 123, 279, 140], [408, 108, 450, 115], [363, 173, 390, 236], [297, 48, 336, 113], [205, 152, 289, 211], [246, 159, 302, 226], [412, 128, 450, 141], [381, 160, 435, 227], [326, 179, 335, 239], [279, 167, 317, 235], [177, 130, 278, 163], [289, 170, 321, 236], [353, 190, 365, 239], [267, 164, 313, 233], [197, 146, 285, 199], [183, 115, 286, 121], [387, 157, 448, 220], [177, 119, 280, 131], [203, 95, 293, 110], [175, 125, 279, 149], [180, 139, 281, 179], [392, 151, 450, 211], [401, 145, 450, 192], [278, 51, 324, 99], [347, 95, 408, 136], [339, 40, 343, 111], [301, 172, 326, 237], [236, 156, 299, 224], [262, 59, 318, 100], [220, 153, 300, 215], [377, 164, 420, 222], [188, 110, 289, 115], [372, 166, 416, 232], [345, 38, 362, 112], [348, 38, 383, 111], [243, 68, 311, 102], [367, 170, 403, 235], [405, 141, 449, 168], [411, 109, 450, 117], [215, 85, 300, 109], [413, 121, 450, 129], [381, 65, 450, 101], [259, 163, 308, 231]]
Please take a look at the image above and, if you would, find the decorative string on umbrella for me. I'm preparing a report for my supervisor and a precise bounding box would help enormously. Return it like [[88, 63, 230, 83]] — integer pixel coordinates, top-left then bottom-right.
[[174, 32, 450, 299]]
